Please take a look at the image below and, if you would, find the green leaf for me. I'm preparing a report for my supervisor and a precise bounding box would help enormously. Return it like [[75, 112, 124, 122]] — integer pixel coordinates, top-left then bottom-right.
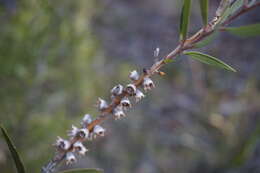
[[59, 168, 103, 173], [0, 125, 26, 173], [225, 23, 260, 37], [229, 0, 243, 16], [179, 0, 192, 40], [194, 31, 219, 48], [219, 0, 243, 25], [163, 58, 174, 64], [199, 0, 208, 25], [184, 51, 236, 72]]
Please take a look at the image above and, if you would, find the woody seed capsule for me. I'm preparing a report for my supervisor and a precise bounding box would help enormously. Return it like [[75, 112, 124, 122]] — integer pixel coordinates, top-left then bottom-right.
[[125, 84, 137, 96], [143, 77, 155, 92], [111, 84, 123, 96], [120, 97, 131, 109], [82, 114, 92, 124], [54, 136, 70, 151], [77, 128, 89, 139], [135, 89, 145, 102], [129, 70, 140, 81], [65, 152, 76, 165], [93, 125, 105, 138], [113, 106, 126, 120], [68, 125, 79, 138], [73, 141, 88, 156], [97, 98, 108, 111]]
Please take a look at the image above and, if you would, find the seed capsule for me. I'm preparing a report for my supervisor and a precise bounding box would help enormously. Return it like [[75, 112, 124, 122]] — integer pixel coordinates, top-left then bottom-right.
[[120, 97, 131, 109], [65, 152, 76, 165], [68, 125, 79, 138], [77, 128, 89, 139], [135, 89, 145, 102], [81, 114, 92, 128], [97, 98, 108, 111], [111, 84, 123, 96], [73, 141, 88, 156], [82, 114, 92, 124], [68, 125, 89, 139], [129, 70, 140, 81], [143, 77, 155, 92], [113, 106, 126, 120], [54, 136, 70, 151], [93, 125, 105, 138], [125, 84, 137, 96]]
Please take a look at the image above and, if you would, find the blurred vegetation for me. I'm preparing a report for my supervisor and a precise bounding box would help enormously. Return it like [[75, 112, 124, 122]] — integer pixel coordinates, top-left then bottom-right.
[[0, 0, 260, 173], [0, 0, 107, 172]]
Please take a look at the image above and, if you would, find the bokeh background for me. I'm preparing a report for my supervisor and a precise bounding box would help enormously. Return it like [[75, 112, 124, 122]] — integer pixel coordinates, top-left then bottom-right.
[[0, 0, 260, 173]]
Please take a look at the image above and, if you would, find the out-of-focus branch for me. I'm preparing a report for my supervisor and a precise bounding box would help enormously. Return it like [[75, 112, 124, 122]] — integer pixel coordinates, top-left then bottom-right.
[[41, 1, 260, 173], [222, 1, 260, 26]]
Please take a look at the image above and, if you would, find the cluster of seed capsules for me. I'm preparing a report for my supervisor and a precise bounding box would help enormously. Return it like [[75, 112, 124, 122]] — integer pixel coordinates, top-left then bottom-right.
[[53, 70, 155, 165]]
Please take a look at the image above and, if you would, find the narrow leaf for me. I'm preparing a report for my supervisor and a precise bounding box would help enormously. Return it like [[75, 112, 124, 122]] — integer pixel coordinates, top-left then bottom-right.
[[0, 125, 26, 173], [194, 31, 219, 48], [184, 51, 236, 72], [219, 0, 243, 25], [225, 23, 260, 37], [199, 0, 208, 25], [60, 168, 103, 173], [229, 0, 244, 16], [179, 0, 192, 40], [217, 8, 231, 26]]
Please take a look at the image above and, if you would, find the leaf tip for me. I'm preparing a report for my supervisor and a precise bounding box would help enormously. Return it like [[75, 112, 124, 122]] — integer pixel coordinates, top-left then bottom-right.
[[230, 67, 237, 73]]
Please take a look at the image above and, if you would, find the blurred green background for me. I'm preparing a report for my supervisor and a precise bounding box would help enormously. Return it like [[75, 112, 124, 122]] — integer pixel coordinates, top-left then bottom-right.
[[0, 0, 260, 173]]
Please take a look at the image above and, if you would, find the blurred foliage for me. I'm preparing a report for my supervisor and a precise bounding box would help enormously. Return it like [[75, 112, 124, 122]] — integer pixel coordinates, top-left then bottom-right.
[[0, 0, 109, 172], [0, 0, 260, 173]]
